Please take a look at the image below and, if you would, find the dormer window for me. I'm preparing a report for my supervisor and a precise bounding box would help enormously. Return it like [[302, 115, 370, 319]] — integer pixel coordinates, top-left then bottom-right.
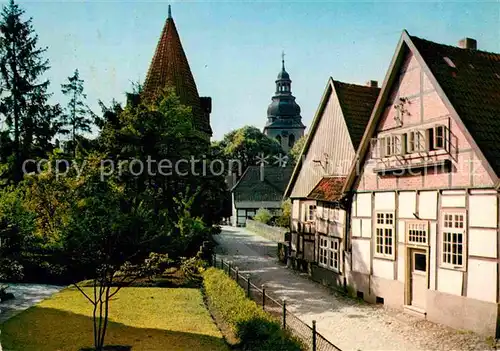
[[426, 124, 448, 151], [407, 130, 426, 153]]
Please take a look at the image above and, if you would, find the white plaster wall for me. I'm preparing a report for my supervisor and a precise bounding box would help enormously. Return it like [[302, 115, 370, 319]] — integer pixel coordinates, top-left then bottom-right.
[[429, 222, 437, 290], [357, 193, 372, 217], [469, 195, 497, 228], [374, 192, 396, 211], [437, 268, 462, 296], [467, 259, 497, 303], [352, 218, 361, 237], [352, 194, 357, 217], [373, 258, 394, 280], [418, 191, 437, 220], [352, 239, 371, 274], [398, 220, 405, 244], [397, 244, 405, 283], [292, 199, 300, 220], [399, 191, 416, 219], [441, 194, 466, 208], [469, 228, 497, 258], [361, 219, 372, 238]]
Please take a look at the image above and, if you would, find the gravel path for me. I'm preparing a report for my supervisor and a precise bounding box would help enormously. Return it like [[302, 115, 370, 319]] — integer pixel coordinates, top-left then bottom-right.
[[214, 226, 495, 351]]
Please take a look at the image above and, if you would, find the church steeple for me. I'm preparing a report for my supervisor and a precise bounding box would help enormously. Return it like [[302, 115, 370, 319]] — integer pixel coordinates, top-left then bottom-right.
[[142, 5, 212, 137], [263, 54, 305, 152]]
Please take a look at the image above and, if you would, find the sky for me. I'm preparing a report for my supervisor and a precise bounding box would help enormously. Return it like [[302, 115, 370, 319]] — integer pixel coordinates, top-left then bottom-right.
[[15, 0, 500, 140]]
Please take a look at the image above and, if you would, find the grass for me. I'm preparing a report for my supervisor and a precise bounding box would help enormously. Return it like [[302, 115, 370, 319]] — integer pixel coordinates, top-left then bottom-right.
[[1, 287, 229, 351]]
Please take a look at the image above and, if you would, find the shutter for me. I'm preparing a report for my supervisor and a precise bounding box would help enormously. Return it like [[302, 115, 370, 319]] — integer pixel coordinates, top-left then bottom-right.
[[425, 128, 434, 151], [379, 137, 386, 157], [401, 134, 407, 155]]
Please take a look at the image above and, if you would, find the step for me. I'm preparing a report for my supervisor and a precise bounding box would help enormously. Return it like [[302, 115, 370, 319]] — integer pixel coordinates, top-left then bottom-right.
[[404, 305, 427, 319]]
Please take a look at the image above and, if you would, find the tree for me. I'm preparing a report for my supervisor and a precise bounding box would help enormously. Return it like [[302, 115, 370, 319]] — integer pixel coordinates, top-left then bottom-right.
[[289, 134, 307, 164], [213, 126, 284, 178], [62, 154, 170, 351], [275, 199, 291, 228], [61, 68, 92, 155], [0, 0, 52, 182]]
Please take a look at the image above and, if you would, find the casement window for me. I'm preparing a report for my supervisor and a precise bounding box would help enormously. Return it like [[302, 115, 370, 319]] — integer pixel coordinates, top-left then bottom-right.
[[426, 125, 449, 152], [406, 130, 426, 153], [441, 212, 466, 269], [374, 212, 395, 259], [406, 221, 429, 245], [308, 205, 316, 221], [318, 236, 340, 272]]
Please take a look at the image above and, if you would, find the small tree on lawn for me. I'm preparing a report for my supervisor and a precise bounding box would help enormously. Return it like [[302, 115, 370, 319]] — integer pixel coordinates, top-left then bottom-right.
[[63, 155, 169, 351]]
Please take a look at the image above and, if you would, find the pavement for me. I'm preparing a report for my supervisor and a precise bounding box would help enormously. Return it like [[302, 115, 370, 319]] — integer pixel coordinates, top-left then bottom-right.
[[214, 225, 494, 351]]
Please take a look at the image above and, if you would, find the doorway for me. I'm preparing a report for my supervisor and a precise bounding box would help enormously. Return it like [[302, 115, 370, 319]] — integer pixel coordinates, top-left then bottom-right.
[[409, 248, 428, 310]]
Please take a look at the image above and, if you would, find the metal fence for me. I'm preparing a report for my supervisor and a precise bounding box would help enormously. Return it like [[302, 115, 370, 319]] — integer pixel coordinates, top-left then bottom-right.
[[212, 254, 342, 351]]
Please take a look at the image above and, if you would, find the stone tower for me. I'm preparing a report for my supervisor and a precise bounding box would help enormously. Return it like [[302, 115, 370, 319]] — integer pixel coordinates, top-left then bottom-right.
[[263, 54, 305, 152]]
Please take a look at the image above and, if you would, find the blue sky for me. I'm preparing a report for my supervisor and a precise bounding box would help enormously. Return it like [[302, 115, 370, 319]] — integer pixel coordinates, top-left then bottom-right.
[[17, 0, 500, 140]]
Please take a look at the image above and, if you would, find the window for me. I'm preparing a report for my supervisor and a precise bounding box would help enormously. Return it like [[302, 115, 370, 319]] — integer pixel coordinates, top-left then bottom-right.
[[426, 125, 449, 152], [441, 212, 466, 269], [407, 130, 426, 153], [318, 236, 340, 272], [308, 205, 316, 221], [374, 212, 395, 259], [406, 221, 428, 245]]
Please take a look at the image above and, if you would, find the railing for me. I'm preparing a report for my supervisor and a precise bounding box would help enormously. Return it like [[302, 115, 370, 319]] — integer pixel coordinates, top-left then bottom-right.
[[212, 254, 342, 351]]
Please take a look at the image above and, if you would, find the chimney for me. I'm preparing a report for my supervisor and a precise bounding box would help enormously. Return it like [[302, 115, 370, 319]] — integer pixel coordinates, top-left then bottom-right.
[[366, 80, 378, 88], [260, 163, 265, 182], [458, 38, 477, 50]]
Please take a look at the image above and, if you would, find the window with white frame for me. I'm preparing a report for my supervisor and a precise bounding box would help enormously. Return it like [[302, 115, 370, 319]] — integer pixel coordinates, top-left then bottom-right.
[[426, 124, 449, 152], [318, 236, 340, 272], [441, 212, 466, 268], [375, 212, 395, 258], [406, 220, 428, 245], [308, 205, 316, 221], [385, 135, 402, 156], [407, 130, 426, 153]]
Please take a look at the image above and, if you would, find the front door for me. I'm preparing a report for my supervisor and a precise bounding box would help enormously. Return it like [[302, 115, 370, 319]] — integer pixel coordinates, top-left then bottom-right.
[[410, 249, 427, 310]]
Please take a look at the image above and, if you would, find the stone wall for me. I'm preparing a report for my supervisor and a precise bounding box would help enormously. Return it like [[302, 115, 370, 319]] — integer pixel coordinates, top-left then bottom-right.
[[246, 219, 287, 243]]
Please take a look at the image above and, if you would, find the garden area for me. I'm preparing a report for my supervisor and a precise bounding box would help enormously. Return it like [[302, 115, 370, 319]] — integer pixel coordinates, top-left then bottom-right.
[[2, 286, 229, 351]]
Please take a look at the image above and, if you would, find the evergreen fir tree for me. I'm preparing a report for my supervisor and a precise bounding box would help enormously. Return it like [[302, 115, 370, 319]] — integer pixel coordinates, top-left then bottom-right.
[[0, 0, 51, 182], [61, 68, 92, 155]]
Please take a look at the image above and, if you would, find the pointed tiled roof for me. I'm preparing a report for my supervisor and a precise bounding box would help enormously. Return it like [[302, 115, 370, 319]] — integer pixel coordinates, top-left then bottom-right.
[[333, 81, 380, 150], [232, 166, 294, 202], [143, 7, 212, 135], [307, 176, 346, 202], [409, 35, 500, 176]]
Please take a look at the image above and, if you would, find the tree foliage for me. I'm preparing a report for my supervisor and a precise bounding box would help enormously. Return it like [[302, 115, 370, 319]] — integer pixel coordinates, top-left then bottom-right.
[[61, 69, 93, 155], [289, 134, 307, 164]]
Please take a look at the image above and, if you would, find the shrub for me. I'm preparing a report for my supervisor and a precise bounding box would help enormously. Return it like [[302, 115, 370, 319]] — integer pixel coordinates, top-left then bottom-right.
[[0, 258, 24, 281], [253, 208, 272, 225], [203, 268, 302, 350], [275, 200, 291, 228]]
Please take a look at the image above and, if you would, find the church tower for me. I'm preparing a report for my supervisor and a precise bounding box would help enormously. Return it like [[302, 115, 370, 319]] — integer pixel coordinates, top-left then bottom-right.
[[263, 54, 305, 152], [141, 5, 212, 138]]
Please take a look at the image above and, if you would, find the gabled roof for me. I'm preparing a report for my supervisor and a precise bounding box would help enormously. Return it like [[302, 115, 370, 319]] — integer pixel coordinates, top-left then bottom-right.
[[284, 78, 379, 198], [343, 30, 500, 193], [142, 7, 212, 135], [232, 166, 294, 202], [307, 176, 346, 202]]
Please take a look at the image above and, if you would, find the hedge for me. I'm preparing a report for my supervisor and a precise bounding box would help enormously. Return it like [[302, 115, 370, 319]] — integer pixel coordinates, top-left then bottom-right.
[[203, 268, 302, 351]]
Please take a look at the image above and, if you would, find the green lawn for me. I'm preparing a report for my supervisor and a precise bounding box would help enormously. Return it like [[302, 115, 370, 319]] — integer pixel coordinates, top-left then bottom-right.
[[1, 287, 229, 351]]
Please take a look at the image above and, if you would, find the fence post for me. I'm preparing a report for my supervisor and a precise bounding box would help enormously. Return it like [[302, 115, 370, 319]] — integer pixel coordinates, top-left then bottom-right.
[[235, 267, 239, 284], [312, 320, 317, 351], [221, 258, 224, 271], [228, 262, 231, 277], [247, 276, 251, 298], [282, 299, 286, 329], [212, 253, 216, 267], [262, 285, 266, 310]]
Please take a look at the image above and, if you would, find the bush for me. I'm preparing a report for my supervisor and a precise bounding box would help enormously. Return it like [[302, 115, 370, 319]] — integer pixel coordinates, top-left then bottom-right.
[[0, 258, 24, 281], [253, 208, 272, 225], [275, 200, 291, 228], [203, 268, 302, 351]]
